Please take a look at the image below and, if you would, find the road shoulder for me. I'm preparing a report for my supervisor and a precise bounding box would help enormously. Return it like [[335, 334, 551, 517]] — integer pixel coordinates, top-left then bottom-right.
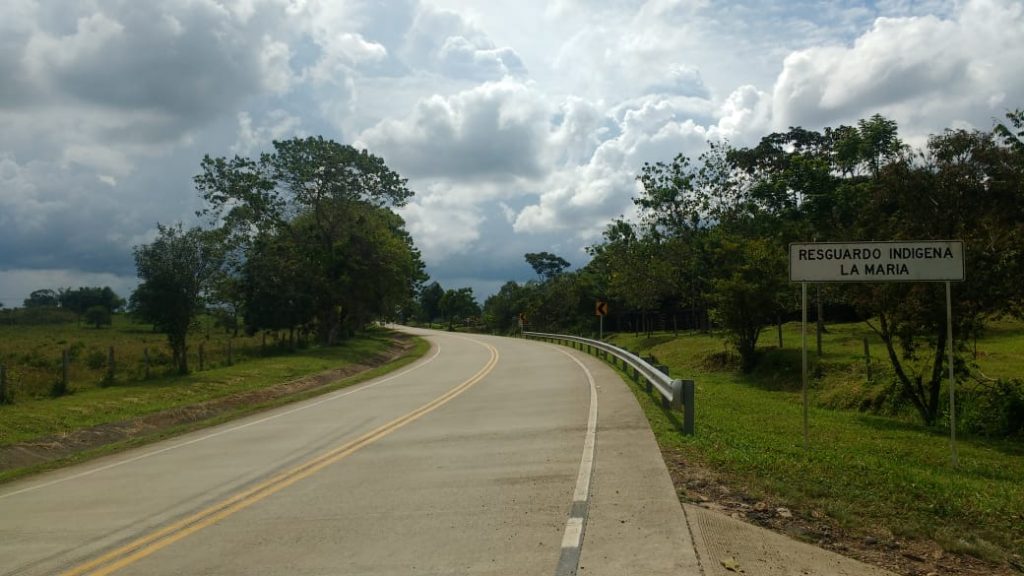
[[572, 348, 703, 575]]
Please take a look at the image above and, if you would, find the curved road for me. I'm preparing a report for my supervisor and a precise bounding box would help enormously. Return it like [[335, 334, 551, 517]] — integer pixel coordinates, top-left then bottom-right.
[[0, 329, 698, 576]]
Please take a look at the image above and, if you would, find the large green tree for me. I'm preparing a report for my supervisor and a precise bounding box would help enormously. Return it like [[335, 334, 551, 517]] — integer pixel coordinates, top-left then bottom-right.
[[195, 136, 422, 344], [843, 124, 1024, 424], [131, 224, 225, 374]]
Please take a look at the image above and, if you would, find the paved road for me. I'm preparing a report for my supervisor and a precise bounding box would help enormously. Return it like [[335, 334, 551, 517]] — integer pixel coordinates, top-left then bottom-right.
[[0, 329, 698, 576]]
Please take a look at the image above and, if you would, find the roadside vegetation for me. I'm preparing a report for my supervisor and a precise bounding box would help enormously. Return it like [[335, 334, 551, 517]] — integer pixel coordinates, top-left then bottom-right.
[[0, 314, 297, 400], [610, 320, 1024, 571], [477, 109, 1024, 435], [0, 136, 434, 476], [474, 109, 1024, 571], [0, 325, 420, 445], [0, 322, 428, 484]]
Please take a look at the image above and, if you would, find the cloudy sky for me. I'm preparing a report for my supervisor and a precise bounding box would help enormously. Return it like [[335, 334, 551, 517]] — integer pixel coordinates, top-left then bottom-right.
[[2, 0, 1022, 306]]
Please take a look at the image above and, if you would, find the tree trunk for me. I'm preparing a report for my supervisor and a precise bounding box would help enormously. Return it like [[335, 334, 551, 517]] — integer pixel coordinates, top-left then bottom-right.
[[876, 313, 939, 425], [176, 343, 188, 375], [927, 322, 948, 425]]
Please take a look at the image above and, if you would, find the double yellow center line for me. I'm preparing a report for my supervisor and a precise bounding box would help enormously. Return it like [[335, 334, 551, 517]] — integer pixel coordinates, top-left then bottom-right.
[[62, 342, 499, 576]]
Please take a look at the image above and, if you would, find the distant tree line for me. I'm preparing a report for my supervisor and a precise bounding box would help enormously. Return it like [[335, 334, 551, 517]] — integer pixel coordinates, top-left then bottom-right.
[[1, 286, 126, 327], [405, 281, 482, 331], [481, 110, 1024, 427]]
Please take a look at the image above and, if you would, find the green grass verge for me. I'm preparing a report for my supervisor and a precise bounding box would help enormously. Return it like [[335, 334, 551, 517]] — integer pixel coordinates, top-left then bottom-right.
[[0, 331, 429, 483], [608, 322, 1024, 562], [0, 314, 310, 399]]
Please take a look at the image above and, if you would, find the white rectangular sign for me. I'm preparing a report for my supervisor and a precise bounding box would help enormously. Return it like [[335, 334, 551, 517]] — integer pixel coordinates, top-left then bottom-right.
[[790, 241, 964, 283]]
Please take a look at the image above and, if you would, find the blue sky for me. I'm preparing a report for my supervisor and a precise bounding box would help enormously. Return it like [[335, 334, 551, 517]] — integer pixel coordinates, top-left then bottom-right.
[[1, 0, 1022, 306]]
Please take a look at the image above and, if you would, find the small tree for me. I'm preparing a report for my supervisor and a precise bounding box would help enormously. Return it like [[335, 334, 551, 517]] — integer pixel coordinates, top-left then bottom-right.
[[439, 288, 480, 331], [131, 224, 224, 374], [707, 235, 789, 372], [83, 305, 112, 328], [418, 281, 445, 324]]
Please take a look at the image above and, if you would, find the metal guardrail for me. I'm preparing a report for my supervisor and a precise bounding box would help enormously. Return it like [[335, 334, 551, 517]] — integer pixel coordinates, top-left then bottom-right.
[[523, 332, 695, 435]]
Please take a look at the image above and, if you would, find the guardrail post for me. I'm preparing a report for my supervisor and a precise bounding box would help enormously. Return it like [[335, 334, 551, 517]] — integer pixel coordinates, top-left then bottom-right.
[[671, 379, 683, 410], [682, 380, 695, 435]]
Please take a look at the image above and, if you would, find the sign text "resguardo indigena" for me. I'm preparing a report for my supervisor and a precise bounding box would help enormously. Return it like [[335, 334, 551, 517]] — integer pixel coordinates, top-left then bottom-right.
[[789, 241, 964, 283]]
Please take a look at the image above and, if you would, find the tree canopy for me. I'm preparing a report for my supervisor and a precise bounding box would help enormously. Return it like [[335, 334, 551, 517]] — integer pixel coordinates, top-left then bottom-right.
[[525, 252, 571, 281], [193, 136, 424, 344], [131, 224, 225, 374], [482, 109, 1024, 428]]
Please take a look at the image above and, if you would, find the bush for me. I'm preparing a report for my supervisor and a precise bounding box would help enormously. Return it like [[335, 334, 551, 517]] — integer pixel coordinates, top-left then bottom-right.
[[959, 378, 1024, 437], [66, 341, 86, 361], [85, 348, 107, 370], [21, 348, 54, 369], [84, 305, 112, 328]]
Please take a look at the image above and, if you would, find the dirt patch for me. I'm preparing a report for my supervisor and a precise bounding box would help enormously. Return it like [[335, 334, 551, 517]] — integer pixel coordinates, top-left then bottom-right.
[[0, 334, 416, 474], [661, 447, 1023, 576]]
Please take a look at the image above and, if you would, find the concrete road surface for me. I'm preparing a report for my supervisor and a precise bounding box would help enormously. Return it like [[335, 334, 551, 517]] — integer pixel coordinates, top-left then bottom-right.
[[0, 328, 895, 576]]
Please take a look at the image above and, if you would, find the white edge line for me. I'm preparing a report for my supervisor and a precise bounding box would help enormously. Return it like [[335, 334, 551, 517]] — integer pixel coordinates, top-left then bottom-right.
[[0, 341, 442, 500], [555, 347, 599, 564], [561, 517, 585, 549]]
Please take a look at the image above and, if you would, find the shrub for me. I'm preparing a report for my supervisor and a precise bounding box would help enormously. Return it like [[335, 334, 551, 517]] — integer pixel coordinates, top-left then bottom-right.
[[84, 305, 112, 328], [85, 348, 107, 370], [958, 378, 1024, 437]]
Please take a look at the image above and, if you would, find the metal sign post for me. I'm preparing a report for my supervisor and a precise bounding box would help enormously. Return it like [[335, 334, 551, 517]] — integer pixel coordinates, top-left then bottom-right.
[[801, 282, 809, 450], [946, 281, 957, 466], [789, 241, 964, 465], [595, 301, 609, 340]]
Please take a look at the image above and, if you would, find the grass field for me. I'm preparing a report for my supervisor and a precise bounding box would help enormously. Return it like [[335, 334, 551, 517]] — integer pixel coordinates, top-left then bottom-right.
[[0, 315, 313, 400], [0, 317, 429, 461], [609, 319, 1024, 563]]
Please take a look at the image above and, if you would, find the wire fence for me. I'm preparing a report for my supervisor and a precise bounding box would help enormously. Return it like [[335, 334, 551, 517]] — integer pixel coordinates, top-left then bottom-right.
[[0, 329, 310, 402]]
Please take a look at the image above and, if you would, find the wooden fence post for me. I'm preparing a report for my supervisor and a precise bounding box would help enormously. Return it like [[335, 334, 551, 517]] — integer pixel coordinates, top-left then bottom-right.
[[199, 342, 205, 371], [144, 348, 151, 379], [0, 364, 8, 404], [863, 337, 872, 382], [53, 349, 69, 396], [107, 346, 116, 384], [227, 339, 233, 366]]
